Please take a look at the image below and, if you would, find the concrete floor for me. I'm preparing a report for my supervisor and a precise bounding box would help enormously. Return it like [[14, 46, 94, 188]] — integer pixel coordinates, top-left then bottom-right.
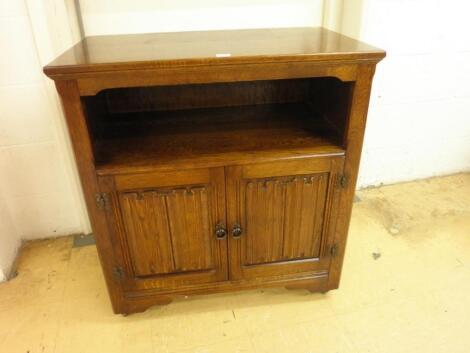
[[1, 173, 469, 353]]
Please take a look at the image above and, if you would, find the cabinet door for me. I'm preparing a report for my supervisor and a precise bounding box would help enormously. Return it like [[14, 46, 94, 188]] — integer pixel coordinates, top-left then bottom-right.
[[226, 156, 344, 280], [102, 167, 228, 292]]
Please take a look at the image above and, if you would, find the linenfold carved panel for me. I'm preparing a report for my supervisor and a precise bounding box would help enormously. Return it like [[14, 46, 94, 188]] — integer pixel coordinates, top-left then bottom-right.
[[120, 186, 214, 277], [243, 174, 328, 265]]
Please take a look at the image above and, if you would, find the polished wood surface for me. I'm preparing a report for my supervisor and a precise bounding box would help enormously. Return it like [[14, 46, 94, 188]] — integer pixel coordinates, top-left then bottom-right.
[[75, 61, 359, 96], [44, 27, 384, 77], [326, 65, 377, 290], [45, 27, 384, 314], [120, 187, 215, 277], [94, 103, 344, 175], [55, 81, 125, 313], [226, 157, 343, 281], [243, 174, 327, 264], [102, 79, 313, 113], [101, 167, 228, 293]]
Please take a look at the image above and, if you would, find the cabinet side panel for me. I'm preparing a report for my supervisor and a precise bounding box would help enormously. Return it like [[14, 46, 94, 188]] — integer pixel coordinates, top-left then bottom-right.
[[327, 64, 376, 289], [55, 80, 124, 313]]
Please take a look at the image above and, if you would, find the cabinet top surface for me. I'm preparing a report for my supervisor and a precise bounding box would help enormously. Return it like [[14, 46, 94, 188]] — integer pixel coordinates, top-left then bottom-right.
[[44, 27, 385, 78]]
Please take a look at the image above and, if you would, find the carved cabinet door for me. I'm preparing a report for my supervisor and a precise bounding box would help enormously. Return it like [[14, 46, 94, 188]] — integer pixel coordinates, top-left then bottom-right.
[[101, 167, 228, 292], [226, 156, 344, 281]]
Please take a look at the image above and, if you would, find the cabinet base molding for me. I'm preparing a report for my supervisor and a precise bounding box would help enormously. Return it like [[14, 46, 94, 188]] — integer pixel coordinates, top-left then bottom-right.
[[120, 274, 329, 315], [121, 296, 173, 316]]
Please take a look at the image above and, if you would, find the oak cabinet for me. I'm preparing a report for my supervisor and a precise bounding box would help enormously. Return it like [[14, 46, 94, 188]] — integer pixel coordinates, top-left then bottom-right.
[[44, 27, 384, 314]]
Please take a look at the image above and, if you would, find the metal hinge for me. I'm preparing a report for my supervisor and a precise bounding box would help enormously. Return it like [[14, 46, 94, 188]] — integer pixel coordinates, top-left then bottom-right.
[[112, 266, 124, 280], [95, 193, 110, 211], [338, 174, 348, 188], [330, 244, 338, 257]]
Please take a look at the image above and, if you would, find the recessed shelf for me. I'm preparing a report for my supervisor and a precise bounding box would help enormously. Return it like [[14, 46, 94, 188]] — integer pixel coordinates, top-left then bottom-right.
[[94, 103, 344, 175]]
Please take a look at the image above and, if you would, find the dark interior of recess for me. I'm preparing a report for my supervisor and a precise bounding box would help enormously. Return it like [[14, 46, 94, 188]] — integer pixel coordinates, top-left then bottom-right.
[[81, 77, 353, 174]]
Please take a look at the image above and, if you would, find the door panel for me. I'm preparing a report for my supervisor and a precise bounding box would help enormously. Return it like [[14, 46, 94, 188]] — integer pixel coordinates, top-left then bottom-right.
[[120, 186, 214, 277], [243, 174, 328, 265], [227, 156, 344, 280], [165, 187, 214, 271], [120, 191, 176, 276], [103, 167, 228, 291]]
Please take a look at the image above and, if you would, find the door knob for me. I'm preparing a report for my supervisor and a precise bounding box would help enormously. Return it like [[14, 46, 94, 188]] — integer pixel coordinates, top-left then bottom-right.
[[215, 224, 227, 239], [232, 223, 243, 238]]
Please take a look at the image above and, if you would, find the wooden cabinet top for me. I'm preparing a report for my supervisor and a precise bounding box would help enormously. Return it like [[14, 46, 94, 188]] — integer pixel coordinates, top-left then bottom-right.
[[44, 27, 385, 78]]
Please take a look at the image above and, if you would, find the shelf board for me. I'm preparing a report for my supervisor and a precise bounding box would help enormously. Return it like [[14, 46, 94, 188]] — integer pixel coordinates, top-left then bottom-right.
[[94, 103, 344, 175]]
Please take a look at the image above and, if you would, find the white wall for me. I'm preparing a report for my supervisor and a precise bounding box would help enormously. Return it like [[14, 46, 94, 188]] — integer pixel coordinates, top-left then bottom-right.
[[79, 0, 325, 35], [0, 0, 86, 278], [0, 196, 19, 281], [344, 0, 470, 187]]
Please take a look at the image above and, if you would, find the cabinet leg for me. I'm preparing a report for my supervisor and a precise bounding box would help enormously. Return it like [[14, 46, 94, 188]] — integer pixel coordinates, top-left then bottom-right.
[[285, 281, 325, 294], [121, 295, 173, 315]]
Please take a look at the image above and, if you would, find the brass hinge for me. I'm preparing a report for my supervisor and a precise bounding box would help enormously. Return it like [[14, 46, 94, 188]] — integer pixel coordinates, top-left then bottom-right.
[[112, 266, 124, 280], [338, 175, 348, 188], [95, 193, 110, 211], [330, 244, 338, 257]]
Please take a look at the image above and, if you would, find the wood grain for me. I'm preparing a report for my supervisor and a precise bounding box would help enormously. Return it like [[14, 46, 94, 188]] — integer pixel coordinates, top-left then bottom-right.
[[165, 187, 214, 272], [94, 103, 345, 175], [244, 179, 285, 265], [326, 64, 376, 290], [242, 174, 327, 265], [227, 156, 343, 281], [103, 79, 312, 113], [101, 167, 229, 293], [282, 173, 327, 260], [45, 27, 384, 314], [44, 27, 385, 77], [120, 191, 176, 276], [55, 81, 124, 313]]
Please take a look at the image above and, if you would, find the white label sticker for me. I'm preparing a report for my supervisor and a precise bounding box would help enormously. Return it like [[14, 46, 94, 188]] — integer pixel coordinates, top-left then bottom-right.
[[215, 53, 231, 57]]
